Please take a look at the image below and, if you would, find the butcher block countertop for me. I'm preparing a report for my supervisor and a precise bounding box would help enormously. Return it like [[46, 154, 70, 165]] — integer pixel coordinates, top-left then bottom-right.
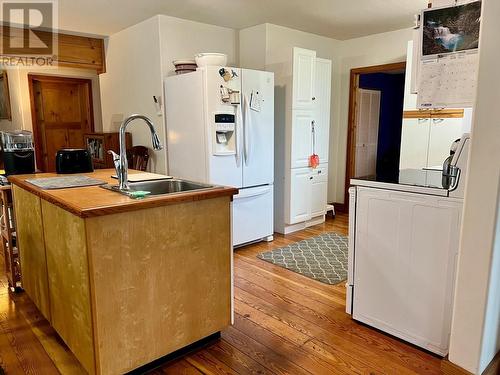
[[9, 169, 238, 218]]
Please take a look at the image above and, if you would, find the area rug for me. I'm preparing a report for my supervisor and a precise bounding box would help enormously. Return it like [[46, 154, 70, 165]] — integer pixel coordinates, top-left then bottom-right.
[[257, 232, 348, 285]]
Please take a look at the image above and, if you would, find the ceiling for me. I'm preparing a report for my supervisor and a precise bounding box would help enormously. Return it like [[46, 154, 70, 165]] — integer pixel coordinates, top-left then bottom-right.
[[57, 0, 428, 40]]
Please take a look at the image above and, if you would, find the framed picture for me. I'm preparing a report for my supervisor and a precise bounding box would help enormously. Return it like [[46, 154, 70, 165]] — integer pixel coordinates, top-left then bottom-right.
[[0, 71, 12, 120], [421, 1, 482, 59]]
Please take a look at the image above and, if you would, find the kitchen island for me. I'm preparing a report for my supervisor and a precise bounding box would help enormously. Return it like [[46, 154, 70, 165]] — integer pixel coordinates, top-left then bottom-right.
[[9, 169, 238, 375]]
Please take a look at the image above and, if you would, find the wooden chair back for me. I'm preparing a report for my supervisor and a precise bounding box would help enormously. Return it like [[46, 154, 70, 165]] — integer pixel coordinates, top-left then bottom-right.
[[126, 146, 149, 172]]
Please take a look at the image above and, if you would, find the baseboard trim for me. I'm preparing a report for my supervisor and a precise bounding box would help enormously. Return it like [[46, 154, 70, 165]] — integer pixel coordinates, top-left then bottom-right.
[[441, 358, 473, 375], [482, 351, 500, 375], [442, 351, 500, 375]]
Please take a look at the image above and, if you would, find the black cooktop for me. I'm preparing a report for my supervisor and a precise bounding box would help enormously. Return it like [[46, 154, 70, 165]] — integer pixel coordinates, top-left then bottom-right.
[[352, 168, 447, 190]]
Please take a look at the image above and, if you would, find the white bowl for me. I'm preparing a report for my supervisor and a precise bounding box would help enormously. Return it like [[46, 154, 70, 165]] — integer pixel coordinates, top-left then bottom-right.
[[194, 53, 227, 67]]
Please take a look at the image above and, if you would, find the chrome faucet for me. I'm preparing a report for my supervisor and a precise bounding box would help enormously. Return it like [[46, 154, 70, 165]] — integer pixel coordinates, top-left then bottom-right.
[[108, 114, 163, 190]]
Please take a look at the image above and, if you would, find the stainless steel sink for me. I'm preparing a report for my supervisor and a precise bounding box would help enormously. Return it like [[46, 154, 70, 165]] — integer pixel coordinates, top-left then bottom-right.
[[101, 179, 213, 197]]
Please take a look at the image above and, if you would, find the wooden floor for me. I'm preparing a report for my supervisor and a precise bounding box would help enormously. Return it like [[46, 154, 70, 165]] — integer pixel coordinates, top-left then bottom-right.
[[0, 213, 445, 374]]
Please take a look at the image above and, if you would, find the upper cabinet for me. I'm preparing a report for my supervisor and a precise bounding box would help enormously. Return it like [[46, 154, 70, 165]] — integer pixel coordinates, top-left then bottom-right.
[[292, 47, 316, 110], [0, 27, 106, 73]]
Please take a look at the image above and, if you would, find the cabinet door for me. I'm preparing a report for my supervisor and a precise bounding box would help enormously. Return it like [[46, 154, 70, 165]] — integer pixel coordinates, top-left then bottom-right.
[[12, 186, 51, 320], [399, 118, 430, 170], [291, 110, 313, 168], [292, 47, 316, 110], [314, 58, 332, 163], [310, 166, 328, 217], [427, 117, 464, 169], [288, 167, 311, 224]]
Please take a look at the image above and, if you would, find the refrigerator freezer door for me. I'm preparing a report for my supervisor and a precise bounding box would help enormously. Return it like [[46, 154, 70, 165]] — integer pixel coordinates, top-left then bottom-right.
[[204, 66, 243, 188], [241, 69, 274, 187], [233, 184, 273, 246]]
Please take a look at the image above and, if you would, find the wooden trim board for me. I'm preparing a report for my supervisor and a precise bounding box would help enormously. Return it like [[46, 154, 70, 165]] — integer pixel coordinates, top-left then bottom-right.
[[344, 61, 406, 211], [403, 109, 465, 119]]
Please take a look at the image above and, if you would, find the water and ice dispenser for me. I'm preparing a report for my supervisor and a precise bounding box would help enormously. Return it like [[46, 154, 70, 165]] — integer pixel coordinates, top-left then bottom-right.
[[213, 113, 236, 155]]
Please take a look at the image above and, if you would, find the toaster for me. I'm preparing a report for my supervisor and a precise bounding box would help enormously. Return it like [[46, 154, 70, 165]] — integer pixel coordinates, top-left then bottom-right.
[[55, 149, 94, 174]]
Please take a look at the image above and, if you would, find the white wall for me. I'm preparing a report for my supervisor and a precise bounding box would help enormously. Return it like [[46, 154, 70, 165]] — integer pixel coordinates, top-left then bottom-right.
[[0, 66, 102, 133], [240, 23, 343, 203], [240, 24, 413, 203], [100, 14, 237, 173], [159, 15, 237, 77], [333, 27, 414, 203], [99, 16, 165, 172], [449, 0, 500, 372], [239, 24, 267, 71]]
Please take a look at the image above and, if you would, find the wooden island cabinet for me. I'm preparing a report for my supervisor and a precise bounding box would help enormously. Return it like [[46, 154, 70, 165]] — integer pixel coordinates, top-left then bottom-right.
[[10, 170, 237, 374]]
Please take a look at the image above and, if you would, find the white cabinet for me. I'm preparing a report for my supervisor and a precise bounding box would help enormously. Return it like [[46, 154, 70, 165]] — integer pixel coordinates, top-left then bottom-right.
[[310, 167, 328, 217], [291, 110, 313, 168], [427, 117, 464, 168], [352, 187, 462, 355], [314, 58, 332, 163], [288, 166, 329, 224], [289, 167, 312, 224], [274, 47, 332, 234], [292, 47, 316, 110], [400, 117, 466, 170], [399, 118, 430, 169]]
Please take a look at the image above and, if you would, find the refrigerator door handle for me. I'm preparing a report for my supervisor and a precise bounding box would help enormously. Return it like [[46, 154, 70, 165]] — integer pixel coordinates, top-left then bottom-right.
[[235, 185, 272, 199], [235, 102, 243, 167], [243, 95, 251, 165]]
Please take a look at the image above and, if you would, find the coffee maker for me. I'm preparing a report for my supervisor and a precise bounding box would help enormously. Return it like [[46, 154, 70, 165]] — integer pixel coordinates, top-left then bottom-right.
[[1, 130, 35, 176]]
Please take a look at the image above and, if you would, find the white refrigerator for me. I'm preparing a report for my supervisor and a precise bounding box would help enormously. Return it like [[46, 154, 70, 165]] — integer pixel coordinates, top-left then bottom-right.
[[164, 66, 274, 247]]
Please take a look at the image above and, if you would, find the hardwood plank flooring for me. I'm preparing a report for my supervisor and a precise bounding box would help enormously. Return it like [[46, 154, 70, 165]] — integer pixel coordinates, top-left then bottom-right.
[[0, 214, 445, 374]]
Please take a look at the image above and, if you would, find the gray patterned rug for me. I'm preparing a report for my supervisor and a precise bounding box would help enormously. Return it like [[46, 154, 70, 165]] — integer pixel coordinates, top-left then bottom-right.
[[257, 232, 348, 285]]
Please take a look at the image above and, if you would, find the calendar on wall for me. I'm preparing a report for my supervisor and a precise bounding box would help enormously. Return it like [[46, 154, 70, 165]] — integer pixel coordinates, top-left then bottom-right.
[[418, 52, 478, 108], [417, 0, 482, 108]]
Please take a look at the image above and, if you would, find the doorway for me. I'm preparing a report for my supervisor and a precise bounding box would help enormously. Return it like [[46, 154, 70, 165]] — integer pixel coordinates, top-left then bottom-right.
[[344, 62, 406, 209], [28, 75, 94, 172], [354, 88, 381, 178]]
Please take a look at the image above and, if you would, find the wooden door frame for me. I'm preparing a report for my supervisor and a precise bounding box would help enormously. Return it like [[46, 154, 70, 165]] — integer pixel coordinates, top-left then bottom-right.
[[342, 61, 406, 212], [28, 74, 95, 171]]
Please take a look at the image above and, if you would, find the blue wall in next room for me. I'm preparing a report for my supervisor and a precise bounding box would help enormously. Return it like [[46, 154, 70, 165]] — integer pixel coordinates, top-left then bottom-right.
[[359, 72, 405, 179]]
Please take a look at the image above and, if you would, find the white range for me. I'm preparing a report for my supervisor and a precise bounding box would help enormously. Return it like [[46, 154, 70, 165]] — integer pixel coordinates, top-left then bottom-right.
[[346, 134, 470, 356]]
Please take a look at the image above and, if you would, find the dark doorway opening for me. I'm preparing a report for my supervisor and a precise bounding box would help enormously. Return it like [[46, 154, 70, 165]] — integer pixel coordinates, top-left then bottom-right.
[[358, 71, 406, 181]]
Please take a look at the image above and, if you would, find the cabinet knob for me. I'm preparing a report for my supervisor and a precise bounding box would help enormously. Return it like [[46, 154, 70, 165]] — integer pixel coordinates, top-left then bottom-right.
[[309, 176, 313, 180], [312, 97, 316, 101]]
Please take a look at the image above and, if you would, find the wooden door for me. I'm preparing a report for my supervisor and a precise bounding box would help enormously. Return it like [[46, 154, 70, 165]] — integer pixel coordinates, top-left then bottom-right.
[[354, 89, 381, 177], [292, 47, 316, 110], [29, 75, 94, 172]]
